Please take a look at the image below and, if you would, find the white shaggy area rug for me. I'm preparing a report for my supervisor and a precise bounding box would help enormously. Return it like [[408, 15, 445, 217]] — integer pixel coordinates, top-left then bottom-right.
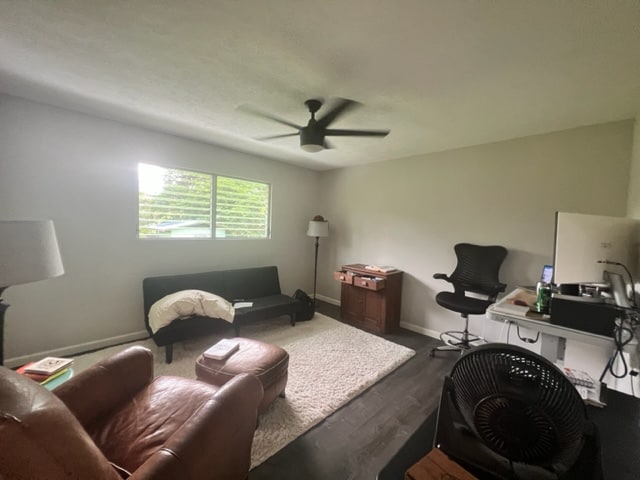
[[71, 313, 415, 469]]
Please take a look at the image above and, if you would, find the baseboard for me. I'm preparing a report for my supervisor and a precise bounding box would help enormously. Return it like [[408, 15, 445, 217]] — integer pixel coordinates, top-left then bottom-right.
[[5, 330, 149, 368], [312, 297, 439, 339], [399, 321, 440, 340], [315, 294, 340, 306]]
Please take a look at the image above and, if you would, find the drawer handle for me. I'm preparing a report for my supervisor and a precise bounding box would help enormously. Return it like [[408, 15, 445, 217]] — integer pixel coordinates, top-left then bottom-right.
[[340, 276, 345, 280], [362, 281, 368, 286]]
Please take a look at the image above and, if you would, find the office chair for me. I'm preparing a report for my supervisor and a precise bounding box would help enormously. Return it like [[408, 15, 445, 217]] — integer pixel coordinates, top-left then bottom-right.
[[431, 243, 507, 356]]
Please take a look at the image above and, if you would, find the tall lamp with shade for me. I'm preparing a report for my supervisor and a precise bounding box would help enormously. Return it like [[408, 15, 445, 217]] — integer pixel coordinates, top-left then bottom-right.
[[307, 215, 329, 311], [0, 220, 65, 365]]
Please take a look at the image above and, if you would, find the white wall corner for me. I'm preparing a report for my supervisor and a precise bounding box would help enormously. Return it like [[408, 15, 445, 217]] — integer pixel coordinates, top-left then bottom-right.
[[626, 118, 640, 218]]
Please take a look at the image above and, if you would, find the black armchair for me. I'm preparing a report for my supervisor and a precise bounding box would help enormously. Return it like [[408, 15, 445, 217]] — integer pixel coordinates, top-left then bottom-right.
[[431, 243, 508, 356]]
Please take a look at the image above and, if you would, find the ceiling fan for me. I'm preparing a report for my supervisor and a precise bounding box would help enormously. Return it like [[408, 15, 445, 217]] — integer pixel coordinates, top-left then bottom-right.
[[240, 98, 390, 152]]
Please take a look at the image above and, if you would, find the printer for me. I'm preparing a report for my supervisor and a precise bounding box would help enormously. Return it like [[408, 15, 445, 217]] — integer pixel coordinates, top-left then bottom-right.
[[549, 280, 628, 338]]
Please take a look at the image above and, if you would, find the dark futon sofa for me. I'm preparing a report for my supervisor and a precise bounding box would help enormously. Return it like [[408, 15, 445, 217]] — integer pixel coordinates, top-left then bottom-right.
[[143, 265, 303, 362]]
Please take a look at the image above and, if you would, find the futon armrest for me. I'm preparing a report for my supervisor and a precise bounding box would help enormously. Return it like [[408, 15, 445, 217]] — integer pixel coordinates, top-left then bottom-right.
[[129, 373, 263, 480], [54, 346, 154, 427]]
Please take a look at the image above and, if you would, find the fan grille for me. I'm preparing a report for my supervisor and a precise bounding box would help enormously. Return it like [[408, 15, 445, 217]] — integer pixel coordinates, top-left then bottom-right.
[[450, 344, 586, 471], [474, 395, 556, 462]]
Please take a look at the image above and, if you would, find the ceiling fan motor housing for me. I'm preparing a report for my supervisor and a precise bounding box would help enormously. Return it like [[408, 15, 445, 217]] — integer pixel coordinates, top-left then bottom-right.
[[300, 127, 324, 151]]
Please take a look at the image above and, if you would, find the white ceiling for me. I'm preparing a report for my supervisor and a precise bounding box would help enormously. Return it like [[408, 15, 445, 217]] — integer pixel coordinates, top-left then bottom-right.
[[1, 1, 639, 171]]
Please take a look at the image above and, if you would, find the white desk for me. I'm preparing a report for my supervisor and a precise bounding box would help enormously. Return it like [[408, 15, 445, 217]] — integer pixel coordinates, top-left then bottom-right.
[[486, 288, 620, 363]]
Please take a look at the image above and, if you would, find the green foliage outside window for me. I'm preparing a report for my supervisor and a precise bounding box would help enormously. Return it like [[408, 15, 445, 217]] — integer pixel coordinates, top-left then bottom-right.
[[138, 163, 270, 239], [215, 176, 270, 238]]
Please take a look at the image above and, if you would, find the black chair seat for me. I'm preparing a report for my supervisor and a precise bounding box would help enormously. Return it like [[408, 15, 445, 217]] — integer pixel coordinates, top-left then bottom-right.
[[435, 292, 493, 316]]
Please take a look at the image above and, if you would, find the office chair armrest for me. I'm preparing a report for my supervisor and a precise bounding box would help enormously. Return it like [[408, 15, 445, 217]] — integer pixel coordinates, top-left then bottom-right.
[[485, 282, 508, 301], [450, 281, 507, 298], [433, 273, 450, 282]]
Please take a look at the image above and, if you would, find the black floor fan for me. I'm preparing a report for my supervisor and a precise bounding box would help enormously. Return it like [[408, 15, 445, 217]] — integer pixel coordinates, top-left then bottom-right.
[[434, 343, 603, 480]]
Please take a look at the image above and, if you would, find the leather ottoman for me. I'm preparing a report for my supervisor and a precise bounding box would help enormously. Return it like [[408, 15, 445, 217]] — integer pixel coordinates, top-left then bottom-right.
[[195, 337, 289, 413]]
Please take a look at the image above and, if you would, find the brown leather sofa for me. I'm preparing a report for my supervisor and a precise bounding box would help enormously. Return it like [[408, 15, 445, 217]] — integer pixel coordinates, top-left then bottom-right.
[[0, 346, 263, 480]]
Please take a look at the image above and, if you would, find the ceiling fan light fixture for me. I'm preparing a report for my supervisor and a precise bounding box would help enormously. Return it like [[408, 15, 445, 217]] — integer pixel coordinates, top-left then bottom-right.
[[301, 143, 324, 153], [300, 127, 324, 152]]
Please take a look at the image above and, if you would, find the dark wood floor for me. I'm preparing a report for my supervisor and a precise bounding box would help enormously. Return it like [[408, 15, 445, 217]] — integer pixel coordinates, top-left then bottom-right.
[[250, 301, 457, 480]]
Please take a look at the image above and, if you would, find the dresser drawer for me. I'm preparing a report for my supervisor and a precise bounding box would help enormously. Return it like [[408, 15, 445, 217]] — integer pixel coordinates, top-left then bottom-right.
[[333, 270, 355, 284], [354, 276, 386, 291]]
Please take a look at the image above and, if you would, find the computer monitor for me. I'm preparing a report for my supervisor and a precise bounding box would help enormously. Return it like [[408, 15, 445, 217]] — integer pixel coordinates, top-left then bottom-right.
[[541, 264, 553, 283], [553, 212, 636, 284]]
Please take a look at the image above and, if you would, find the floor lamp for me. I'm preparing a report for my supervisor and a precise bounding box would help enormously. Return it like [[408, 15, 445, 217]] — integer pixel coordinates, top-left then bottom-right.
[[307, 215, 329, 311], [0, 220, 65, 365]]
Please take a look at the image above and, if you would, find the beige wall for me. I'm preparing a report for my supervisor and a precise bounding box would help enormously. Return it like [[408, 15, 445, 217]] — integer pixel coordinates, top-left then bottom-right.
[[0, 94, 320, 364], [626, 119, 640, 218], [318, 121, 634, 338]]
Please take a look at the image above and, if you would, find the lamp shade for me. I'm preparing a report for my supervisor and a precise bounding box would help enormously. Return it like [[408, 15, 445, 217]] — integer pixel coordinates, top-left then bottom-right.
[[307, 220, 329, 238], [0, 220, 64, 288]]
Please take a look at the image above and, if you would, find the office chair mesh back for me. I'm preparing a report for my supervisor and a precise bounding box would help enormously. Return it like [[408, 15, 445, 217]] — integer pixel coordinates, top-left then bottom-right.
[[450, 243, 508, 296], [449, 343, 586, 472]]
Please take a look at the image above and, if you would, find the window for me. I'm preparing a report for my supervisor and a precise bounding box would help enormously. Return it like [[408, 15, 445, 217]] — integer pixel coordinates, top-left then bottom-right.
[[215, 176, 270, 239], [138, 164, 212, 238], [138, 163, 270, 239]]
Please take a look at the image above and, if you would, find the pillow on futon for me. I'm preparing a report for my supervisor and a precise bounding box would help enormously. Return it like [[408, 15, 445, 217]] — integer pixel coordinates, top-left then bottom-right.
[[148, 289, 235, 333]]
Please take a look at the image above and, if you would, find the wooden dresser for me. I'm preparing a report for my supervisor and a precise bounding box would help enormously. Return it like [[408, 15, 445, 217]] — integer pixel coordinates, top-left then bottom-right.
[[334, 263, 403, 334]]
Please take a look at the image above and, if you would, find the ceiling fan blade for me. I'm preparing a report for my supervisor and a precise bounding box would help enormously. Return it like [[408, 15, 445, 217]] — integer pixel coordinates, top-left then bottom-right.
[[324, 128, 390, 137], [238, 104, 302, 130], [315, 98, 360, 128], [256, 133, 299, 141]]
